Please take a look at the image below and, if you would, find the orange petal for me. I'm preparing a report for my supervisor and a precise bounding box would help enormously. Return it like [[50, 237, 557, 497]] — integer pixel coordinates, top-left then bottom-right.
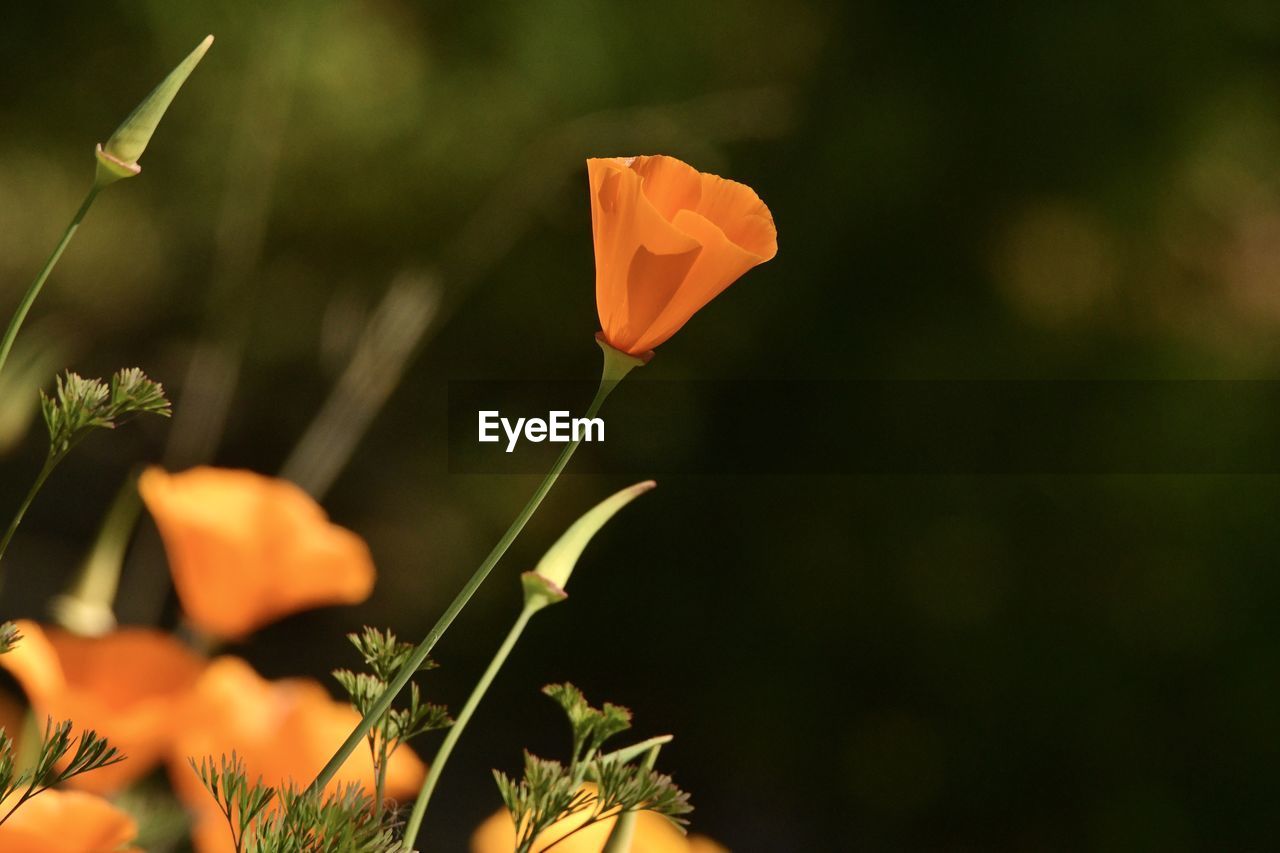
[[138, 467, 376, 639], [0, 789, 138, 852], [171, 656, 426, 853], [471, 787, 696, 853], [629, 208, 764, 353], [589, 155, 775, 355], [589, 158, 701, 354], [0, 622, 204, 793], [0, 620, 67, 707], [629, 155, 704, 223], [692, 169, 777, 260]]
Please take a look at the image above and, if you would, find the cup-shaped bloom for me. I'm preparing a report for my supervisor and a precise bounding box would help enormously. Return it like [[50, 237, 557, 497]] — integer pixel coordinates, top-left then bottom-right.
[[471, 794, 727, 853], [138, 467, 376, 640], [170, 656, 426, 853], [0, 789, 139, 852], [589, 155, 777, 356], [0, 620, 205, 793]]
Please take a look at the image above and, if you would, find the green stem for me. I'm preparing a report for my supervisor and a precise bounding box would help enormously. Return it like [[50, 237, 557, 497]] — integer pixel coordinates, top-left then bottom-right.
[[403, 603, 536, 843], [303, 340, 643, 799], [373, 727, 388, 824], [0, 186, 101, 382], [50, 469, 142, 634], [0, 453, 60, 564]]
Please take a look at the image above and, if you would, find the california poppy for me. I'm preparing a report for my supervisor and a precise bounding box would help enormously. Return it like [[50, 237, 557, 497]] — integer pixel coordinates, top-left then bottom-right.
[[170, 656, 426, 853], [0, 620, 205, 793], [0, 788, 139, 852], [589, 155, 777, 356], [471, 791, 727, 853], [138, 466, 376, 640]]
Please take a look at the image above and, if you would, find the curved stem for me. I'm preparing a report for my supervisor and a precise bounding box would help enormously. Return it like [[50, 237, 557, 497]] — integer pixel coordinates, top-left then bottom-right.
[[0, 186, 100, 382], [304, 341, 642, 799], [373, 726, 389, 824], [403, 603, 536, 843], [0, 453, 60, 564]]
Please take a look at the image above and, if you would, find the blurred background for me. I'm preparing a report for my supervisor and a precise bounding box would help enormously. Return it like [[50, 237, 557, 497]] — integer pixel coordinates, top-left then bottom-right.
[[5, 1, 1280, 849]]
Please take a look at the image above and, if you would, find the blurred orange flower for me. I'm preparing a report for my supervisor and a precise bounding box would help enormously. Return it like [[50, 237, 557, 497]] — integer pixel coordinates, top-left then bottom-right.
[[138, 466, 376, 640], [170, 656, 425, 853], [0, 620, 204, 793], [0, 788, 139, 852], [472, 795, 727, 853], [589, 155, 777, 356]]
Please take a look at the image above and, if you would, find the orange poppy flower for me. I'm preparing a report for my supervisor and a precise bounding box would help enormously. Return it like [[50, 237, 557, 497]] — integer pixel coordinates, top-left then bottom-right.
[[138, 466, 376, 640], [589, 155, 777, 356], [170, 656, 426, 853], [471, 793, 727, 853], [0, 788, 139, 852], [0, 620, 205, 793]]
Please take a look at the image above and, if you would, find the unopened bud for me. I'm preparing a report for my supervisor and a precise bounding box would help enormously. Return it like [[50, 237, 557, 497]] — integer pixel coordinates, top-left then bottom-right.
[[521, 480, 656, 612], [94, 35, 214, 187]]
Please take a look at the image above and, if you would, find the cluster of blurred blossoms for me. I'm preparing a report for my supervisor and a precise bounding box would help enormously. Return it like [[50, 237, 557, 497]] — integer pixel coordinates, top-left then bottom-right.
[[2, 467, 414, 851], [0, 29, 776, 853], [0, 470, 725, 852]]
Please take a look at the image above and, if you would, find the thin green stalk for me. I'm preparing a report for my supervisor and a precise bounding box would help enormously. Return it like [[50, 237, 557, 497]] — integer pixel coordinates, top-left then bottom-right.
[[403, 603, 537, 843], [304, 341, 643, 798], [305, 390, 601, 796], [373, 726, 388, 824], [50, 469, 142, 635], [0, 187, 100, 382], [0, 453, 59, 563]]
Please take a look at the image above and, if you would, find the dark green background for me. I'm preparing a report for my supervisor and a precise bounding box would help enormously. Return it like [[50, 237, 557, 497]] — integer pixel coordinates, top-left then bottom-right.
[[4, 1, 1280, 850]]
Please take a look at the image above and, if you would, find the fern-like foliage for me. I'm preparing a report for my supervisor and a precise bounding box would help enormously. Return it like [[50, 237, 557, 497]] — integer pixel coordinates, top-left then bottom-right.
[[0, 718, 126, 827], [0, 368, 169, 564], [0, 622, 20, 655], [193, 754, 407, 853], [494, 683, 692, 853], [191, 754, 277, 853], [253, 784, 406, 853], [332, 627, 450, 818], [41, 367, 170, 458]]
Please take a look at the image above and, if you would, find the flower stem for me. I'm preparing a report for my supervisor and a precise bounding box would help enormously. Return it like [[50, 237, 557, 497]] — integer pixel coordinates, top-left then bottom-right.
[[0, 454, 60, 565], [303, 339, 644, 799], [403, 602, 537, 843], [373, 725, 389, 824], [0, 186, 101, 383], [50, 469, 142, 635]]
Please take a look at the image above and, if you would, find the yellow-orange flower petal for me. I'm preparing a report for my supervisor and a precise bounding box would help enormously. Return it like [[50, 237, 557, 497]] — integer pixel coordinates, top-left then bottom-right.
[[170, 656, 425, 853], [0, 788, 139, 852], [0, 620, 205, 793], [471, 789, 721, 853], [138, 466, 376, 640], [589, 155, 777, 356]]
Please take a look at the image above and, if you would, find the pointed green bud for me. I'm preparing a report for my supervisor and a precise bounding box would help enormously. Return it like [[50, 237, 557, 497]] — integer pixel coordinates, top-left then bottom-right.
[[599, 734, 673, 766], [94, 35, 214, 187], [521, 480, 656, 612]]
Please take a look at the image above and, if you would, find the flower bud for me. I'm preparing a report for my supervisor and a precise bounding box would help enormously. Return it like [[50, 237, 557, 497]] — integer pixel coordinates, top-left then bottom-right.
[[522, 480, 656, 611], [94, 35, 213, 186]]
